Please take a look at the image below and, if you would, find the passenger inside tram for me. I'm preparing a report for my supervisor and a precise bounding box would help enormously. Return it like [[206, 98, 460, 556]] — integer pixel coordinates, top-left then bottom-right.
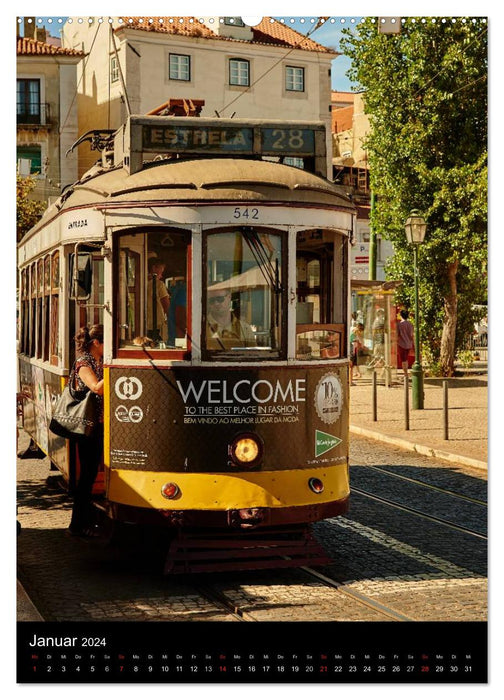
[[146, 257, 170, 343]]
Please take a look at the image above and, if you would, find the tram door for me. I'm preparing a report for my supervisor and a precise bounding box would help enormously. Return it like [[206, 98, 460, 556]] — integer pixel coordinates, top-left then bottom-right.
[[68, 251, 105, 367], [67, 250, 105, 493], [295, 230, 347, 361]]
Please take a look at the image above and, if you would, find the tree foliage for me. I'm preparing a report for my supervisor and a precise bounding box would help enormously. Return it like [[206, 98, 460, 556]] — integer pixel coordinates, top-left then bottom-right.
[[341, 18, 487, 374], [17, 174, 45, 243]]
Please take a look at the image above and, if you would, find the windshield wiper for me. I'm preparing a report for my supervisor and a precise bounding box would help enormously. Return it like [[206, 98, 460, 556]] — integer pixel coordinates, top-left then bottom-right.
[[241, 228, 282, 326]]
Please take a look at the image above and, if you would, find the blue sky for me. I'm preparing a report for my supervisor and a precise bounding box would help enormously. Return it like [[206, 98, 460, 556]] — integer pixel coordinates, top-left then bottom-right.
[[22, 15, 358, 92]]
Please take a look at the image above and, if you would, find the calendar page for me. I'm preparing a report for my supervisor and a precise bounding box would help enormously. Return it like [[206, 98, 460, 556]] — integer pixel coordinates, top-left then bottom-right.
[[15, 10, 489, 687]]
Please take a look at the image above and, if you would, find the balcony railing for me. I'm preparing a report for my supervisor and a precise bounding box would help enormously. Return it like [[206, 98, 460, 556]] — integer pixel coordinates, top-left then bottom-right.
[[16, 102, 51, 126]]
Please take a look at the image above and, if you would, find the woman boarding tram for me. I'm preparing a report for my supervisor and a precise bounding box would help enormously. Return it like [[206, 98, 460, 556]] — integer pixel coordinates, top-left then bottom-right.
[[17, 115, 355, 572]]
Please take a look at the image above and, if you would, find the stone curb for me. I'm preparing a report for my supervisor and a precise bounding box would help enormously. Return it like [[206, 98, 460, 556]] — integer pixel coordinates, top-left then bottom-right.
[[349, 424, 487, 471], [17, 579, 44, 622]]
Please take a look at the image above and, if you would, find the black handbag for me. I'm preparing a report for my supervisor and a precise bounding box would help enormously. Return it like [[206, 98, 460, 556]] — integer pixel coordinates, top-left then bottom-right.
[[49, 365, 98, 440]]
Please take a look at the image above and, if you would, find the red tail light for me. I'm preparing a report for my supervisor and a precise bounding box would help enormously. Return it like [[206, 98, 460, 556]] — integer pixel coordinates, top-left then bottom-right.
[[308, 478, 324, 494], [161, 482, 180, 499]]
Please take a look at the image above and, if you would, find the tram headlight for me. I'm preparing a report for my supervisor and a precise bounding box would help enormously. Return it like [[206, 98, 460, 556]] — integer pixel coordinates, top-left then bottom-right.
[[161, 482, 180, 499], [308, 477, 324, 494], [229, 433, 263, 468]]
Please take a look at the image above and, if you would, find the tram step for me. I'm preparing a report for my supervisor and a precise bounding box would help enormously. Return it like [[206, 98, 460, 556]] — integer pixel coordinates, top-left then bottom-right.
[[164, 527, 331, 574]]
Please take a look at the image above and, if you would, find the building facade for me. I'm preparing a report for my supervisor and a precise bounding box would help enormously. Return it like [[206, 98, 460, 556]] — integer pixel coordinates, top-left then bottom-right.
[[16, 21, 83, 202], [61, 16, 336, 177], [331, 92, 394, 281]]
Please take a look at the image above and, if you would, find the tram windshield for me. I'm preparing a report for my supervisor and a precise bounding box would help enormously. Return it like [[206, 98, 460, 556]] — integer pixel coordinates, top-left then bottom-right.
[[117, 230, 189, 351], [204, 229, 284, 358]]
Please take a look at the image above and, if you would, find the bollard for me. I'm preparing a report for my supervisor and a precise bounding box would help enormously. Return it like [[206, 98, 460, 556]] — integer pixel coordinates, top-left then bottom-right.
[[443, 379, 449, 440], [404, 374, 410, 430], [372, 370, 377, 421]]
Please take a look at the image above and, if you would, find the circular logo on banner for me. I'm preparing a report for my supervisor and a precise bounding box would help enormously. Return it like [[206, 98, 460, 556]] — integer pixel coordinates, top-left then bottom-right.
[[128, 406, 144, 423], [115, 405, 130, 422], [314, 372, 343, 425], [115, 376, 143, 401]]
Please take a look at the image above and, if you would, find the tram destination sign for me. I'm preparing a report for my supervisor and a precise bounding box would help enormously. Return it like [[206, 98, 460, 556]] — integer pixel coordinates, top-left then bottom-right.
[[142, 124, 254, 152], [124, 116, 325, 175], [141, 124, 315, 154]]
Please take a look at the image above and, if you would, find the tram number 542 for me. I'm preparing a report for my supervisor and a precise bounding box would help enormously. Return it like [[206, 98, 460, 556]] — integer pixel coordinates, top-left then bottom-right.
[[233, 207, 259, 220]]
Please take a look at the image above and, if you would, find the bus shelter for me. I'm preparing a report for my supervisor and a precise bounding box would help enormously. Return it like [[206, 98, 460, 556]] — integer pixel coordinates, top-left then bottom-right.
[[350, 280, 408, 385]]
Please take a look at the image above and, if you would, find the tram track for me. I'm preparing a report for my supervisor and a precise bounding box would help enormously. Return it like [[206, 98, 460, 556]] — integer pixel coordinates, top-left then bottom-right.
[[298, 566, 414, 621], [192, 564, 416, 623], [351, 486, 487, 540], [355, 464, 487, 507], [192, 583, 257, 622]]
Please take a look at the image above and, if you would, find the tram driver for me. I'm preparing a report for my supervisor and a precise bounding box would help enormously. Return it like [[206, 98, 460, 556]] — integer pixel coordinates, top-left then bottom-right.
[[206, 287, 255, 349]]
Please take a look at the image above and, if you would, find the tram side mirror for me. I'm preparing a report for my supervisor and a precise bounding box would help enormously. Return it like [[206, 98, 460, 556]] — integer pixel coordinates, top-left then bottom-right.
[[69, 253, 92, 300]]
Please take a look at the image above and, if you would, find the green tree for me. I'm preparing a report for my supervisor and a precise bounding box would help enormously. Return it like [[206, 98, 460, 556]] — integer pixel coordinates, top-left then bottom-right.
[[341, 18, 487, 375], [17, 174, 45, 243]]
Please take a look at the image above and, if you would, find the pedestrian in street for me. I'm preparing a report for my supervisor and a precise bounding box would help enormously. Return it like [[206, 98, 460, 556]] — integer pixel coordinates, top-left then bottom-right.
[[397, 309, 414, 379], [67, 324, 104, 538]]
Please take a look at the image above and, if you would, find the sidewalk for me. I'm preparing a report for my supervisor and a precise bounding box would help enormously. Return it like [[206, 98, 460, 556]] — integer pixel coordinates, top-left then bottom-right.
[[349, 372, 488, 470], [17, 579, 43, 621]]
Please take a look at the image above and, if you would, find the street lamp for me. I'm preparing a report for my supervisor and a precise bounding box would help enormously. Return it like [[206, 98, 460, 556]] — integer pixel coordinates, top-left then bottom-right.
[[405, 209, 427, 409]]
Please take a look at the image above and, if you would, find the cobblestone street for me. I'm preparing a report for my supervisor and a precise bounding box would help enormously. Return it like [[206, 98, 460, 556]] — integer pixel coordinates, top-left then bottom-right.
[[17, 429, 487, 624]]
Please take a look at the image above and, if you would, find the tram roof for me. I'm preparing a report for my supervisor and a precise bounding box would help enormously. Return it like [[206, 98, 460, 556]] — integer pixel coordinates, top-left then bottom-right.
[[23, 158, 354, 240]]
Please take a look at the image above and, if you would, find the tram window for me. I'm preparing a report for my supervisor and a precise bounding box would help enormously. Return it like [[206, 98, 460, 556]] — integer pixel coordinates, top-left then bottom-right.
[[69, 253, 92, 300], [117, 230, 189, 352], [295, 230, 347, 361], [203, 229, 284, 358], [20, 269, 29, 355], [49, 251, 59, 365], [29, 264, 36, 357], [36, 259, 43, 359], [42, 256, 50, 361]]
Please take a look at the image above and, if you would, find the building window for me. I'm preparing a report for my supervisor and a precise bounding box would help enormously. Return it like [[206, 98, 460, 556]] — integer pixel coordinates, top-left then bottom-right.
[[17, 79, 41, 123], [110, 55, 119, 83], [229, 59, 250, 86], [17, 146, 42, 176], [286, 66, 305, 92], [224, 17, 245, 26], [169, 54, 191, 81]]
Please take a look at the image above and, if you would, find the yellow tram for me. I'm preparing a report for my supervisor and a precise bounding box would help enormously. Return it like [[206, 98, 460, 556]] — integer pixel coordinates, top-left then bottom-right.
[[17, 116, 354, 571]]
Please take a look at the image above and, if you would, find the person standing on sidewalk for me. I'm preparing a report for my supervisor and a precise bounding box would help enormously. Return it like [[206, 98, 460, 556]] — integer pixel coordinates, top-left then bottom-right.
[[397, 309, 414, 379], [350, 322, 364, 383]]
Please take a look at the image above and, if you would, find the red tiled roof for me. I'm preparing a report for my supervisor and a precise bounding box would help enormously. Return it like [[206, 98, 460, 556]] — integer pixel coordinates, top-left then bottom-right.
[[252, 18, 336, 54], [17, 37, 84, 56], [331, 91, 355, 103], [116, 17, 337, 54]]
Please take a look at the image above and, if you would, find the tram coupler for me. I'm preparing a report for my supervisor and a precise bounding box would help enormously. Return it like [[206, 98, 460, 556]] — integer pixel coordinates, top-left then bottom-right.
[[228, 507, 267, 529]]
